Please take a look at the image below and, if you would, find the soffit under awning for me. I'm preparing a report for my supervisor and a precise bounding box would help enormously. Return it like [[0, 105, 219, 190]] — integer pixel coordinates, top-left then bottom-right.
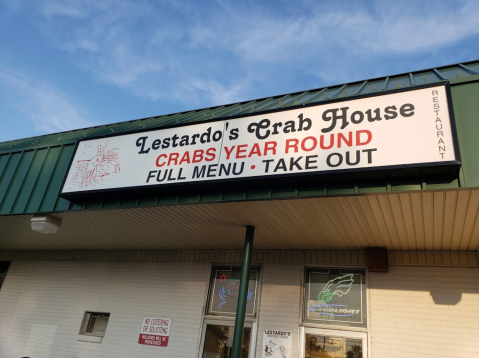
[[0, 189, 478, 252]]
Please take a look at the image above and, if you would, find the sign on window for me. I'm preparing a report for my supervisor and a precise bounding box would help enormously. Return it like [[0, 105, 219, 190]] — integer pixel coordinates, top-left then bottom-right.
[[209, 267, 259, 316], [305, 269, 367, 327]]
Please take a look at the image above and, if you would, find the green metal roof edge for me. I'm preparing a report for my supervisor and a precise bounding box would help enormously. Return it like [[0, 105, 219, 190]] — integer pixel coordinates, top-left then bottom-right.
[[1, 59, 478, 154]]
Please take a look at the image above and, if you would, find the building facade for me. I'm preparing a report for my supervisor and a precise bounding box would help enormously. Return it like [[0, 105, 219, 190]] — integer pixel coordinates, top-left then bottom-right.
[[0, 61, 479, 358]]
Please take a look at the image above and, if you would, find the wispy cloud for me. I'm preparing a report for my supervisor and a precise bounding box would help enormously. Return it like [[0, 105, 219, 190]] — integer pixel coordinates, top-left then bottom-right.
[[8, 0, 479, 107], [192, 0, 479, 62], [0, 68, 93, 134]]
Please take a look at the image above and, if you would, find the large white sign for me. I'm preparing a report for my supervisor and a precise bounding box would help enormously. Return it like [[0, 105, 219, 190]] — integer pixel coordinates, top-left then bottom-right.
[[61, 84, 458, 194]]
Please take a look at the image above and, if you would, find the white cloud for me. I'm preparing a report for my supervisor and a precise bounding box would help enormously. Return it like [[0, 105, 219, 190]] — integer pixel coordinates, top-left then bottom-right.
[[41, 3, 85, 18], [335, 1, 479, 54], [181, 78, 252, 106], [190, 0, 479, 62], [9, 0, 479, 107], [0, 68, 94, 134]]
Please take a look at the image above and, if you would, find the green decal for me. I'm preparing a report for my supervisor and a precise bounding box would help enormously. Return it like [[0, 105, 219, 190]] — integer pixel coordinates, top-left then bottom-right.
[[318, 274, 354, 302]]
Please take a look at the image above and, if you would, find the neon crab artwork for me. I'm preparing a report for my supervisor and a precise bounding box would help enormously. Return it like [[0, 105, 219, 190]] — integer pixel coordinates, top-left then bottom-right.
[[71, 141, 120, 188], [218, 282, 253, 309]]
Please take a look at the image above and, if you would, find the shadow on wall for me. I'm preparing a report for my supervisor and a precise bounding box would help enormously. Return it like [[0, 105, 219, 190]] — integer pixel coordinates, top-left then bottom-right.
[[371, 266, 479, 306], [429, 291, 462, 305]]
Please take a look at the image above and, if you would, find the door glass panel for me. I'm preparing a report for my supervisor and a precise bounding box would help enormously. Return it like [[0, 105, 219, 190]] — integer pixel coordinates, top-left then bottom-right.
[[203, 324, 251, 358], [305, 334, 362, 358]]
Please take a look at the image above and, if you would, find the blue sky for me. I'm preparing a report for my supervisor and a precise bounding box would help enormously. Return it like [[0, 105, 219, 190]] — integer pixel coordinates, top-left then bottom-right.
[[1, 0, 478, 142]]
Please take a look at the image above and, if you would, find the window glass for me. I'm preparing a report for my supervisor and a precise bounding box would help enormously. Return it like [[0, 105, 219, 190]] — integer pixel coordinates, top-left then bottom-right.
[[305, 268, 367, 328], [80, 312, 110, 337], [202, 324, 251, 358], [305, 334, 362, 358], [208, 267, 259, 317]]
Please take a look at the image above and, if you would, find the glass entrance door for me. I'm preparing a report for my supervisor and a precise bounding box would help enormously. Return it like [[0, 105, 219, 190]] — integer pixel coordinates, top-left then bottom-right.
[[300, 328, 367, 358], [201, 321, 254, 358]]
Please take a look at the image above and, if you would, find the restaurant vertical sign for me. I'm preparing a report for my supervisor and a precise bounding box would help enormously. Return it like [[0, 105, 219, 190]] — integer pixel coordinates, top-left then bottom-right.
[[61, 84, 459, 195]]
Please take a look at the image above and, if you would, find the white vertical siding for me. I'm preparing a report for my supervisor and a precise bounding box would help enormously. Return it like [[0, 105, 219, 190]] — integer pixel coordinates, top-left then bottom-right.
[[255, 264, 302, 358], [0, 261, 31, 348], [0, 261, 210, 358]]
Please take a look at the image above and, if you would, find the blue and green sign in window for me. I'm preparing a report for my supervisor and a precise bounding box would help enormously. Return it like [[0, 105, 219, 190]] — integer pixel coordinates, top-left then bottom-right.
[[305, 268, 367, 328]]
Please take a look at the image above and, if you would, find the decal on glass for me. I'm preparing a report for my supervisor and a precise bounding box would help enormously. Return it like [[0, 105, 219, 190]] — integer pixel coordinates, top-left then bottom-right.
[[317, 274, 354, 303], [209, 268, 259, 316], [218, 281, 253, 309], [307, 270, 365, 326]]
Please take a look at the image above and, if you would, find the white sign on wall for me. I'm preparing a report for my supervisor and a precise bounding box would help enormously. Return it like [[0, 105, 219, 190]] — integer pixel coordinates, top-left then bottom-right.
[[262, 330, 292, 358], [61, 84, 459, 194], [138, 316, 171, 347]]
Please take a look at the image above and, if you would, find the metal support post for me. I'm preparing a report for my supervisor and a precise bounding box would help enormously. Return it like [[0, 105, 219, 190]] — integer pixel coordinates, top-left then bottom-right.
[[231, 225, 255, 358]]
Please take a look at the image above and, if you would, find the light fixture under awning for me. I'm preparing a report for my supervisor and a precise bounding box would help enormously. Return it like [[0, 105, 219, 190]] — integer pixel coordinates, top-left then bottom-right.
[[30, 214, 62, 234]]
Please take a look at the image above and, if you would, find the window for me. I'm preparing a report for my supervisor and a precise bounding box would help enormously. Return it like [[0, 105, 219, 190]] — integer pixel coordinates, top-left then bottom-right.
[[200, 266, 261, 358], [304, 268, 367, 328], [207, 266, 260, 317], [300, 327, 367, 358], [79, 312, 110, 342]]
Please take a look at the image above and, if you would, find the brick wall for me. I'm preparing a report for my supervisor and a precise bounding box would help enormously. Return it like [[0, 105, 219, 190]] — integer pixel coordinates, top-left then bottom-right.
[[369, 266, 479, 358], [0, 261, 210, 358]]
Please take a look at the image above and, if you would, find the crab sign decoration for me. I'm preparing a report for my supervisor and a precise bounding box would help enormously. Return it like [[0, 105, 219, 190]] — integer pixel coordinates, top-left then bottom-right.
[[218, 282, 253, 309], [70, 141, 120, 188]]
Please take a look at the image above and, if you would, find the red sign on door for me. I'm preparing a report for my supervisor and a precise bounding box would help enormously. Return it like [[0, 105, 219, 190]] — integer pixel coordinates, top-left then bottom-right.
[[138, 317, 171, 347]]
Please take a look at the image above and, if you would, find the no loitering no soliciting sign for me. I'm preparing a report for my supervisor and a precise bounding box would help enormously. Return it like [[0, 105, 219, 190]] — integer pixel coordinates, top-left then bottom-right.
[[61, 83, 459, 195], [138, 317, 171, 347]]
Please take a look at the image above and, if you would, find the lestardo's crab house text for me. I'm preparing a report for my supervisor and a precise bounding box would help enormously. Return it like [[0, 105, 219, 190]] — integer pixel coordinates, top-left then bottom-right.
[[0, 61, 478, 358]]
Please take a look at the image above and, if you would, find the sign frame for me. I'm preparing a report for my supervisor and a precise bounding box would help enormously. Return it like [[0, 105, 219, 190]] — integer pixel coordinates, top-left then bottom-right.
[[60, 82, 461, 198]]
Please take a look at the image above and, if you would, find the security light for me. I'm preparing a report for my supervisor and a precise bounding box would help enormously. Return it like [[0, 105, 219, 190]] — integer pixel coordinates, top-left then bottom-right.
[[30, 214, 62, 234]]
